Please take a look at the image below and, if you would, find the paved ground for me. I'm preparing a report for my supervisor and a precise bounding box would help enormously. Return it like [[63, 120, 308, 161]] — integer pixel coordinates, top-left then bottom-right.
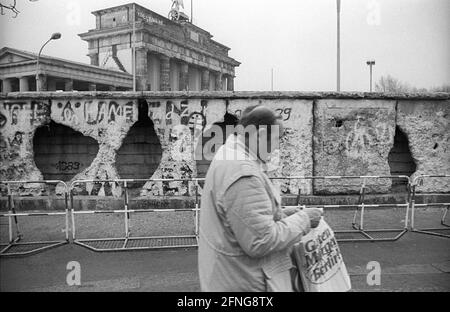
[[1, 231, 449, 292], [0, 207, 449, 292]]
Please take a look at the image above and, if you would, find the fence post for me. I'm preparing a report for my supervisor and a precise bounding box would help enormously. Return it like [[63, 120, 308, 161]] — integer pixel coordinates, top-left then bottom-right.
[[64, 186, 69, 242], [360, 178, 367, 230], [124, 180, 130, 239], [410, 179, 417, 230], [7, 185, 13, 244], [70, 187, 77, 241], [195, 181, 199, 238], [409, 175, 450, 238], [1, 180, 70, 257]]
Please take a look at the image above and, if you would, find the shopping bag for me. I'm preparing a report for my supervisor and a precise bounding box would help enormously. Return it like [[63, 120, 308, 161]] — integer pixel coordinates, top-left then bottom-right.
[[291, 219, 352, 292]]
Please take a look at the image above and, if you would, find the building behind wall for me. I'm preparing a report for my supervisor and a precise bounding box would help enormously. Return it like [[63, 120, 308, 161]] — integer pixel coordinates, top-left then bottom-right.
[[0, 3, 240, 93], [0, 47, 134, 92], [79, 3, 240, 92]]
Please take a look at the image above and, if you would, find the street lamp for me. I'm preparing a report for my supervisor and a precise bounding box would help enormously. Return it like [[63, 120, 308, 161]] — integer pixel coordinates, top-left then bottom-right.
[[36, 32, 61, 91], [336, 0, 341, 92], [271, 68, 274, 91], [366, 60, 376, 92]]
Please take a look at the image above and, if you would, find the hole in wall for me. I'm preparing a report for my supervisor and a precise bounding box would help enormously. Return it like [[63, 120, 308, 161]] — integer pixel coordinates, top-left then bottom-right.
[[334, 119, 344, 128], [33, 121, 99, 182], [116, 100, 162, 188], [433, 143, 439, 150], [388, 126, 417, 192], [195, 113, 239, 178]]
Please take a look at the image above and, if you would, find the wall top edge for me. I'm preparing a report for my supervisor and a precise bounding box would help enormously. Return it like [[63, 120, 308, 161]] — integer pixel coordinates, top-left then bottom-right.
[[1, 91, 449, 101]]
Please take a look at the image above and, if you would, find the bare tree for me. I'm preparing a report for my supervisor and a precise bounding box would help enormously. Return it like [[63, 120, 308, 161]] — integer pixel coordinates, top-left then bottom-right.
[[430, 85, 450, 92], [376, 75, 449, 93], [1, 0, 37, 18], [375, 75, 412, 93]]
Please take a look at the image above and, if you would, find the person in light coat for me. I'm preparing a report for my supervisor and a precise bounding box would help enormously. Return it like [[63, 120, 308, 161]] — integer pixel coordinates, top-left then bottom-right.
[[198, 105, 322, 292]]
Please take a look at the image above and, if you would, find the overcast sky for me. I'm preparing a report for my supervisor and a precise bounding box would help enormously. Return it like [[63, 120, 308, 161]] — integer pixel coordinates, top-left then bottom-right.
[[0, 0, 448, 91]]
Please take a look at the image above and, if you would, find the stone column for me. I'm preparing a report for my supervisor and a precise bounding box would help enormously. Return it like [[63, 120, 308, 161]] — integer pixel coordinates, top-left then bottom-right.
[[136, 48, 148, 91], [160, 55, 171, 91], [2, 78, 13, 93], [179, 62, 189, 91], [215, 72, 223, 91], [64, 79, 74, 91], [96, 16, 101, 29], [19, 77, 29, 92], [88, 83, 97, 91], [89, 53, 99, 66], [201, 69, 210, 91], [227, 75, 234, 91], [37, 75, 47, 91]]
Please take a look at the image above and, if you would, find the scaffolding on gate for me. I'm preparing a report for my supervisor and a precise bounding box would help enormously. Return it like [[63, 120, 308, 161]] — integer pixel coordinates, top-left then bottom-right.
[[0, 180, 70, 257], [69, 178, 203, 252], [272, 175, 412, 242], [410, 175, 450, 238]]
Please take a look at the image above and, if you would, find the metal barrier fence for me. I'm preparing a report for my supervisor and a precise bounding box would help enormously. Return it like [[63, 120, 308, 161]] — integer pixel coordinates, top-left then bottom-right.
[[69, 178, 202, 252], [3, 173, 445, 255], [410, 175, 450, 238], [0, 180, 69, 257], [273, 175, 411, 242]]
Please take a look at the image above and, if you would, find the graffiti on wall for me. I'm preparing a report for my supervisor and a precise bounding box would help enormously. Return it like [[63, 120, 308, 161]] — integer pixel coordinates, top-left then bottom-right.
[[53, 161, 82, 172], [0, 164, 26, 181], [0, 111, 6, 128], [148, 99, 208, 157], [322, 114, 393, 159], [233, 107, 292, 121], [314, 101, 397, 195], [0, 100, 49, 184], [0, 132, 23, 162], [1, 101, 49, 127], [54, 100, 135, 126], [47, 99, 137, 196], [2, 102, 27, 126], [345, 116, 392, 158], [0, 95, 447, 197], [227, 99, 314, 196], [148, 100, 207, 137], [144, 99, 212, 196]]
